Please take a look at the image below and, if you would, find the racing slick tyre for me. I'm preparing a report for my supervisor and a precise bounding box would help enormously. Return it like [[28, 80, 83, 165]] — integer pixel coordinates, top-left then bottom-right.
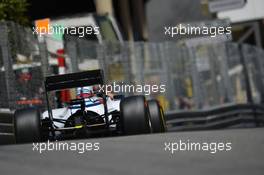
[[120, 95, 151, 135], [14, 107, 41, 143], [147, 100, 167, 133]]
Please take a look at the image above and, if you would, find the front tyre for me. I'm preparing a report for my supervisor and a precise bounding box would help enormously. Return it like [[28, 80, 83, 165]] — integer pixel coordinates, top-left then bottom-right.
[[148, 100, 166, 133], [14, 108, 41, 143]]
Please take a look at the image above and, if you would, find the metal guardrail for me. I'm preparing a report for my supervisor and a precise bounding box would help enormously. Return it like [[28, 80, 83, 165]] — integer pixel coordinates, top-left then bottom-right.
[[0, 111, 15, 145], [165, 103, 264, 131]]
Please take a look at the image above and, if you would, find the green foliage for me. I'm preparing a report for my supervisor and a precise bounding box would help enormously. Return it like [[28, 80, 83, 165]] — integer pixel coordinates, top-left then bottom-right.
[[0, 0, 29, 25]]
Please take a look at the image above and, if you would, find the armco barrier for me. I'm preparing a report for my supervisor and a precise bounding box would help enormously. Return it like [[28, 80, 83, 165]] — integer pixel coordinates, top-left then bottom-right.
[[1, 104, 264, 145], [165, 103, 264, 131], [0, 110, 15, 145]]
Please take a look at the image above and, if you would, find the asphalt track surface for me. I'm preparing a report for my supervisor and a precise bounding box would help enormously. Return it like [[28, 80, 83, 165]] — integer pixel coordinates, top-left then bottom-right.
[[0, 128, 264, 175]]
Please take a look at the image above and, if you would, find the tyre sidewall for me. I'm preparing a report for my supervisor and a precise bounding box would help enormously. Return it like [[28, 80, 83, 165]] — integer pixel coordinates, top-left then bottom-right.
[[148, 100, 166, 133], [14, 108, 41, 143], [120, 96, 150, 135]]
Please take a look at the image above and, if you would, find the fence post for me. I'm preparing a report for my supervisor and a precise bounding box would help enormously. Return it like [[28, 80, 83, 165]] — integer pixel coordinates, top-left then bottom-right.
[[239, 44, 253, 103], [253, 47, 264, 104], [65, 41, 78, 73], [189, 46, 204, 109], [39, 40, 49, 77], [162, 42, 177, 110], [221, 43, 234, 102]]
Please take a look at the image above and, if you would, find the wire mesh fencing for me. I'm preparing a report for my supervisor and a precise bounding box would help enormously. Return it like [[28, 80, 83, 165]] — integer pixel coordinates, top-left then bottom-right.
[[0, 21, 49, 110], [64, 39, 264, 111], [1, 21, 264, 112]]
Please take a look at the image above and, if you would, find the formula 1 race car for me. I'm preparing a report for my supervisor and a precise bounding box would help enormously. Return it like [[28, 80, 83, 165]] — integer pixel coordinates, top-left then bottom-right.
[[14, 70, 166, 143]]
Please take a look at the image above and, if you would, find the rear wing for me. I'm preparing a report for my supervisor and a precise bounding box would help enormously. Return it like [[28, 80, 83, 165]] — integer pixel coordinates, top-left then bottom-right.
[[45, 69, 104, 92]]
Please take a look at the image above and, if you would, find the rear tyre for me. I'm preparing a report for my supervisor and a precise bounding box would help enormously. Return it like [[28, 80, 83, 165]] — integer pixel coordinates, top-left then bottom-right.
[[120, 95, 151, 135], [14, 108, 41, 143], [148, 100, 166, 133]]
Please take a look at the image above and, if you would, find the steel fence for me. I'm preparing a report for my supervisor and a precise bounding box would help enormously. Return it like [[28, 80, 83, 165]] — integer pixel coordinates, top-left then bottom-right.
[[64, 39, 264, 111], [1, 22, 264, 112], [0, 21, 49, 110]]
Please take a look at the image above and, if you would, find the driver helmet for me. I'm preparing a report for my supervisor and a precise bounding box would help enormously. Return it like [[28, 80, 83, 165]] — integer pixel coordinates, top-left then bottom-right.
[[76, 86, 94, 98]]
